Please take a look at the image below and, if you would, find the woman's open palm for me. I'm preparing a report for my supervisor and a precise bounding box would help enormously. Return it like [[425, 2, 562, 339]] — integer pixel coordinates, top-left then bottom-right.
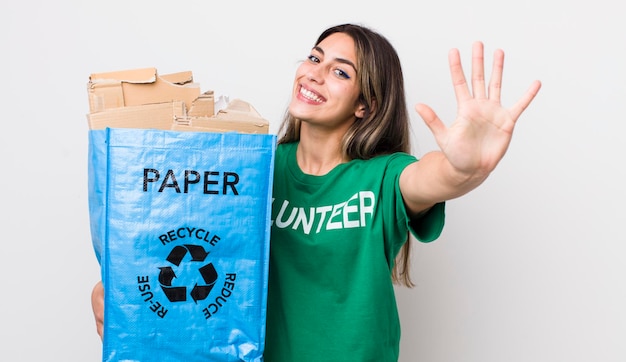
[[416, 42, 541, 178]]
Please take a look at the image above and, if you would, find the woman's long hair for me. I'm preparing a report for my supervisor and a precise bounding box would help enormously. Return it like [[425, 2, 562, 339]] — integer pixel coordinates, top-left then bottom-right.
[[277, 24, 415, 287]]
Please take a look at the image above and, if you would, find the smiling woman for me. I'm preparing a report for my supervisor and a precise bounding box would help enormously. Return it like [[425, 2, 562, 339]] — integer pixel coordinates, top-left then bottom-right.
[[264, 23, 540, 362], [91, 22, 540, 362]]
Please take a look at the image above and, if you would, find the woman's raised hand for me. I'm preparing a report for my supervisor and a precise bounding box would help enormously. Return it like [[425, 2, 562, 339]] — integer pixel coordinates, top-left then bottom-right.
[[415, 41, 541, 179]]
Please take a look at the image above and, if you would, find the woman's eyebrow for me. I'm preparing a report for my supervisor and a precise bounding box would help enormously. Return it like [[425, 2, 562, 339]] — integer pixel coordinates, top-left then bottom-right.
[[312, 46, 357, 71], [313, 45, 324, 55]]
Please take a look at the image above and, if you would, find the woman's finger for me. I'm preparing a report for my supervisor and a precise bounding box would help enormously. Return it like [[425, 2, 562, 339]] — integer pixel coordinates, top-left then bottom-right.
[[509, 80, 542, 122], [448, 48, 471, 103], [471, 41, 486, 99]]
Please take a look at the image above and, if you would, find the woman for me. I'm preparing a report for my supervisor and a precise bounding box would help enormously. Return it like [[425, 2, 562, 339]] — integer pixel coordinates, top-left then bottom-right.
[[92, 23, 541, 361]]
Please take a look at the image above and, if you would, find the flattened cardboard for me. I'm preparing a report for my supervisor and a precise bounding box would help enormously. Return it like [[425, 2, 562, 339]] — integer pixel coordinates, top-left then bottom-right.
[[159, 70, 193, 85], [88, 67, 201, 113], [188, 91, 215, 117], [88, 101, 186, 130]]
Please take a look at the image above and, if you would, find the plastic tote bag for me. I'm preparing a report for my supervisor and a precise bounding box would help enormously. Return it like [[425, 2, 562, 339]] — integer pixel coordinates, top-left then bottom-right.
[[88, 128, 276, 362]]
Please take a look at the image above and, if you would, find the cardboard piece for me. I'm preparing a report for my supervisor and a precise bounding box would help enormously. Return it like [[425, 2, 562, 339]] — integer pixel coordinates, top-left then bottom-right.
[[88, 101, 186, 130], [188, 91, 217, 117], [174, 99, 270, 134], [88, 67, 201, 113]]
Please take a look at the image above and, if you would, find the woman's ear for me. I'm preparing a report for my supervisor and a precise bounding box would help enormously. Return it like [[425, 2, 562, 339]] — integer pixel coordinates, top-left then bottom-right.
[[355, 98, 376, 119], [355, 104, 367, 119]]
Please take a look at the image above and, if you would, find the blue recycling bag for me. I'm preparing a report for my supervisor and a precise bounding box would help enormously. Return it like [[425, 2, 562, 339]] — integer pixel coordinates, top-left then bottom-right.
[[88, 128, 276, 362]]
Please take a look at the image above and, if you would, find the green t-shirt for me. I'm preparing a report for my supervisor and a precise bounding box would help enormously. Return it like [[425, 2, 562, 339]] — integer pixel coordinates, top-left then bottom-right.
[[264, 142, 445, 362]]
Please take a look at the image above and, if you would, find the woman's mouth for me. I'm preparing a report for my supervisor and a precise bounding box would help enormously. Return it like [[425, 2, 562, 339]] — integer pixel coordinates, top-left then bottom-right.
[[299, 85, 325, 103]]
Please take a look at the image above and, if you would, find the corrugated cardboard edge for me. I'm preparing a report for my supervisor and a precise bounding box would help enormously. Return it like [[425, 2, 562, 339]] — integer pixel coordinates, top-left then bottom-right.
[[89, 67, 157, 84], [88, 101, 186, 130], [178, 118, 269, 134], [159, 71, 194, 85], [171, 124, 236, 133]]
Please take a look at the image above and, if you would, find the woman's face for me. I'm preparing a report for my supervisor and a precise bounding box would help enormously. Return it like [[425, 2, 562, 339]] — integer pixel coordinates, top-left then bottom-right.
[[289, 32, 365, 131]]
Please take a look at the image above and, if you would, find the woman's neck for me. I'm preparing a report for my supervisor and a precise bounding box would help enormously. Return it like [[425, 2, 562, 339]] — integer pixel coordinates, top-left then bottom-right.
[[296, 129, 349, 176]]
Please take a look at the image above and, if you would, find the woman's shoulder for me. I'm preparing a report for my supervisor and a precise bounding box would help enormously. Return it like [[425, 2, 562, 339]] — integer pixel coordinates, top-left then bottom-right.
[[339, 152, 417, 178], [360, 152, 417, 167]]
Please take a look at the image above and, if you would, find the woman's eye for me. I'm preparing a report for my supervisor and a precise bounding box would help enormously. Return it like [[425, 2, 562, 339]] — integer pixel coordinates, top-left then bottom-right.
[[334, 68, 350, 79], [307, 54, 320, 63]]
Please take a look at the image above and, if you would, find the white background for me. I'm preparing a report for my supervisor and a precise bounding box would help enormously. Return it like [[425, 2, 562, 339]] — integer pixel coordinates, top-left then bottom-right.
[[1, 0, 624, 361]]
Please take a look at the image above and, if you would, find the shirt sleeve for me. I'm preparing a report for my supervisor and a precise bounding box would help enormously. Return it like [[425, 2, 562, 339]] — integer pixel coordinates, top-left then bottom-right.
[[386, 153, 446, 245], [400, 153, 446, 242], [408, 201, 445, 243]]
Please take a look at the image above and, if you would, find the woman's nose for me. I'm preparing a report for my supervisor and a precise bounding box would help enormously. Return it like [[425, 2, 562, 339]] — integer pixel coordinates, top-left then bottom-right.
[[305, 65, 324, 84]]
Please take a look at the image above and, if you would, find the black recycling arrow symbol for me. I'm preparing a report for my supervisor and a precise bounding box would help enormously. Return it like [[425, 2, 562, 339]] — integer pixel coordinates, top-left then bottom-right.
[[198, 263, 218, 284], [191, 284, 214, 303], [158, 266, 176, 286], [166, 245, 189, 266], [162, 286, 187, 302], [190, 264, 218, 303], [165, 244, 210, 266], [158, 244, 218, 304], [185, 244, 209, 262], [159, 266, 187, 302]]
